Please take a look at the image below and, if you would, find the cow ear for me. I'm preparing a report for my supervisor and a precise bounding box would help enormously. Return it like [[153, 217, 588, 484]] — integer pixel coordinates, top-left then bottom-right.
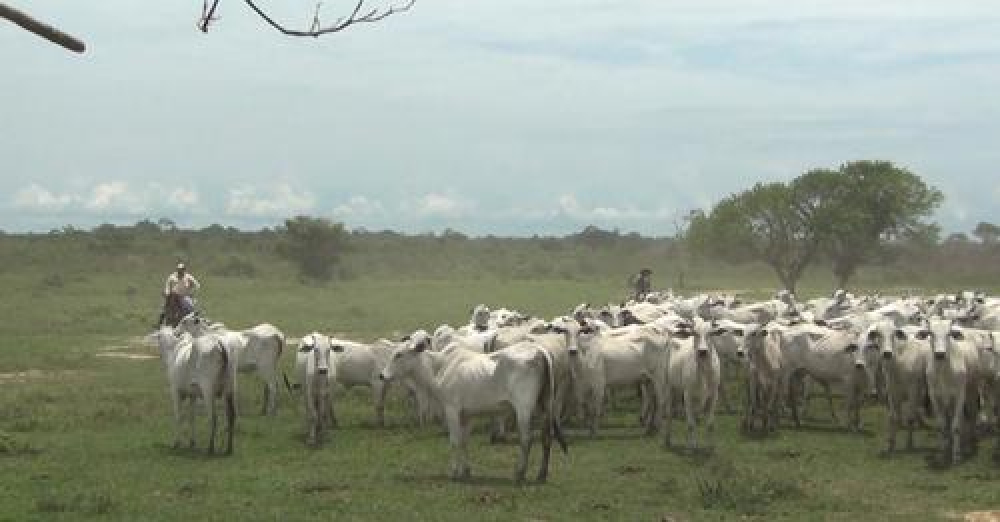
[[710, 328, 727, 336], [732, 329, 745, 337], [415, 340, 428, 352], [845, 343, 859, 353], [813, 319, 828, 327], [893, 329, 907, 341], [673, 330, 693, 339], [949, 330, 965, 341], [915, 330, 931, 340], [331, 344, 345, 353]]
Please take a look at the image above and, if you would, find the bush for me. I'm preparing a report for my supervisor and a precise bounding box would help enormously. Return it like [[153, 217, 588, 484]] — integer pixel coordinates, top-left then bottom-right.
[[212, 255, 257, 278]]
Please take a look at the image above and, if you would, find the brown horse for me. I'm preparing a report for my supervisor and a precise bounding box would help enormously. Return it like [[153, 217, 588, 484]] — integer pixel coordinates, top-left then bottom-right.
[[160, 293, 187, 327]]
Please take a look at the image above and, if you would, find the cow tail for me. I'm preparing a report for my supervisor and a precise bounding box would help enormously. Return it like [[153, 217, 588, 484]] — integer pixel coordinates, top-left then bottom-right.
[[540, 349, 568, 454]]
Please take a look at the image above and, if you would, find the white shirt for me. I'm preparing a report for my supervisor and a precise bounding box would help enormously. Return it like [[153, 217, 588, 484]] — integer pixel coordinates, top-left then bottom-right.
[[164, 272, 200, 297]]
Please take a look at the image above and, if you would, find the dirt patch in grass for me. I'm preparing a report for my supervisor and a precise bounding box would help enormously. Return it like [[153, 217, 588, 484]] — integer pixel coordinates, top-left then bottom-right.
[[95, 352, 157, 360], [0, 370, 89, 384]]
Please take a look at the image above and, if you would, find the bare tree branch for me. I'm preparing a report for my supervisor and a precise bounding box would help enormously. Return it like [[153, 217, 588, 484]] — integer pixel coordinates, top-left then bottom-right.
[[240, 0, 415, 37], [0, 2, 85, 53], [198, 0, 222, 33]]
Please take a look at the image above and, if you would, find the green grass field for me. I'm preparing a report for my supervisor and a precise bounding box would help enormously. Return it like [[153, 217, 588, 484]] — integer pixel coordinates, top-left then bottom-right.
[[3, 271, 1000, 521]]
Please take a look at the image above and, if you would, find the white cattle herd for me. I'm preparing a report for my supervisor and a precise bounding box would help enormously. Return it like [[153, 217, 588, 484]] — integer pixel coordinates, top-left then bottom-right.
[[149, 288, 1000, 482]]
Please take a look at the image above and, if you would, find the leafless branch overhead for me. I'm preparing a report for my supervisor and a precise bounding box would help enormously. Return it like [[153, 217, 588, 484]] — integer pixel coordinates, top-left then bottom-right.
[[0, 2, 85, 53], [199, 0, 415, 37]]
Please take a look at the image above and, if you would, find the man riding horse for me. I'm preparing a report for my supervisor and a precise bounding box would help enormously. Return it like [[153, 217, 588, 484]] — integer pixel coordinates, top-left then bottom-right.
[[160, 262, 201, 327]]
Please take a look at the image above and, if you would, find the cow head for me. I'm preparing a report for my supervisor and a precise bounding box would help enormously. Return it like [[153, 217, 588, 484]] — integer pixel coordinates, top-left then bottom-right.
[[379, 331, 430, 381]]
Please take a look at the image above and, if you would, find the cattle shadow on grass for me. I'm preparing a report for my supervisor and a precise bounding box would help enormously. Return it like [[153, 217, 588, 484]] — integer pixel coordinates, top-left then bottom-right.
[[393, 472, 538, 487], [788, 423, 876, 437], [153, 442, 232, 459]]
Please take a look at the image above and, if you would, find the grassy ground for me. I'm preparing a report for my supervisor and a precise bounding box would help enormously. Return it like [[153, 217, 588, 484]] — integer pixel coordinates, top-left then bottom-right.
[[3, 275, 1000, 521]]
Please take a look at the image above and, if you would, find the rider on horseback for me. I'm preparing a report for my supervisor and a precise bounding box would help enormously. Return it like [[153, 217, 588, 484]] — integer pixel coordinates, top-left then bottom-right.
[[164, 262, 200, 319]]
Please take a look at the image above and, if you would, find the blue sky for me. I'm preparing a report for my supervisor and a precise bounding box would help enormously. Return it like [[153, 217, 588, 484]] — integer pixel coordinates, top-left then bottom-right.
[[2, 0, 999, 236]]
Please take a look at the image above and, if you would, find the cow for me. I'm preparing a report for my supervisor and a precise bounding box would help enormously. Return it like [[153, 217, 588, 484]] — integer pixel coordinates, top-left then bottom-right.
[[152, 326, 235, 454], [920, 319, 986, 464], [378, 331, 568, 483], [296, 332, 336, 446], [566, 321, 672, 436], [863, 321, 931, 453], [661, 318, 722, 451]]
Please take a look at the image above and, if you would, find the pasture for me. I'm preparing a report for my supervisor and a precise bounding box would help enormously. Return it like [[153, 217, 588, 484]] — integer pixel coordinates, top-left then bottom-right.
[[3, 270, 1000, 521]]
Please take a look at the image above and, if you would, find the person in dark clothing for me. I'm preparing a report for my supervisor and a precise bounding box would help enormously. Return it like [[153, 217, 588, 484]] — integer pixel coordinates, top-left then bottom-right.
[[634, 268, 652, 301]]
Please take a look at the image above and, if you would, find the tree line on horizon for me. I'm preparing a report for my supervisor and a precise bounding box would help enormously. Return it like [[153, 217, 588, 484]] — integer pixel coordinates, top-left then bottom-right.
[[3, 159, 998, 291]]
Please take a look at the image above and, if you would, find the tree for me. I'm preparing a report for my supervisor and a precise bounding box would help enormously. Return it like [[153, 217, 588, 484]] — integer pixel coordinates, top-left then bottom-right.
[[973, 222, 1000, 244], [277, 216, 349, 281], [687, 182, 825, 293], [198, 0, 416, 37], [803, 160, 942, 288], [0, 3, 85, 53]]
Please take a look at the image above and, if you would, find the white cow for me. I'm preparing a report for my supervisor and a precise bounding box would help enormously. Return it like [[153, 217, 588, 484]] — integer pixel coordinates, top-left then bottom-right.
[[568, 322, 671, 436], [296, 332, 336, 446], [328, 335, 433, 427], [379, 331, 568, 483], [920, 319, 987, 464], [772, 322, 874, 431], [863, 321, 931, 453], [152, 326, 235, 454], [662, 318, 722, 451], [176, 314, 286, 415]]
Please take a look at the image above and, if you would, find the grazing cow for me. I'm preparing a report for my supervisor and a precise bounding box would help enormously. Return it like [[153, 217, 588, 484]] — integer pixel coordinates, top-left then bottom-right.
[[296, 333, 336, 446], [152, 326, 235, 455], [662, 318, 722, 451], [379, 332, 568, 483], [864, 321, 931, 453]]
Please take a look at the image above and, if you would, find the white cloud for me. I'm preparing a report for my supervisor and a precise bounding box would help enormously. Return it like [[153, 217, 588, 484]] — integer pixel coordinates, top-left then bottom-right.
[[13, 184, 74, 211], [554, 194, 672, 222], [167, 187, 199, 208], [85, 181, 145, 212], [411, 192, 474, 218], [332, 196, 387, 219], [226, 184, 315, 217]]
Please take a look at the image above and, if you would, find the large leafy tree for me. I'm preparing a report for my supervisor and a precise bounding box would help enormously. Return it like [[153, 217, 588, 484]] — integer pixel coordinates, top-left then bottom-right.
[[687, 181, 826, 293], [277, 216, 349, 281], [688, 160, 943, 292], [804, 160, 942, 288], [973, 222, 1000, 244]]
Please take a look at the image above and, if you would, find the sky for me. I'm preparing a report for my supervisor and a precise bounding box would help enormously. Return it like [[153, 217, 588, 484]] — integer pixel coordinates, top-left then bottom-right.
[[2, 1, 999, 236]]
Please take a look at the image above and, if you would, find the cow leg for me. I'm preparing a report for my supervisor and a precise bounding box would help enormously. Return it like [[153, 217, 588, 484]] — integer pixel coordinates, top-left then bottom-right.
[[684, 388, 698, 451], [591, 381, 606, 438], [514, 405, 533, 484], [822, 381, 839, 424], [704, 384, 718, 449], [374, 381, 388, 428], [459, 412, 473, 479], [444, 408, 463, 480], [208, 396, 218, 454], [171, 392, 184, 449], [188, 397, 197, 449], [952, 387, 966, 464], [886, 394, 899, 454], [225, 392, 235, 455], [662, 385, 674, 448]]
